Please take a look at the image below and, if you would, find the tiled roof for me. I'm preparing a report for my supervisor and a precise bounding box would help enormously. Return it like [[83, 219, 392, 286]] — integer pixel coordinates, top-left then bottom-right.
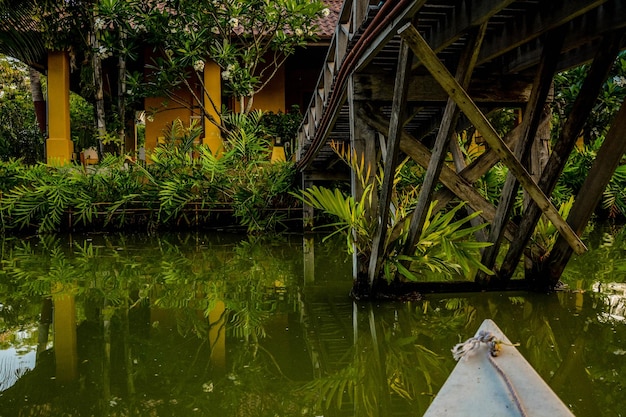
[[317, 0, 343, 38]]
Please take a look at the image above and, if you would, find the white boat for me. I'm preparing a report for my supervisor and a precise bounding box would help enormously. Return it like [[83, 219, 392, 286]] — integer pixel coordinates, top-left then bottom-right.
[[423, 319, 575, 417]]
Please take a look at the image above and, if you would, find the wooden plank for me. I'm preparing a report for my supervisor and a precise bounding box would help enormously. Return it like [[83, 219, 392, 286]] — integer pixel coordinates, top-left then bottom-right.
[[404, 24, 486, 257], [399, 23, 587, 255], [499, 32, 624, 280], [425, 0, 516, 58], [545, 99, 626, 285], [477, 28, 565, 281], [477, 0, 608, 65], [368, 41, 413, 287]]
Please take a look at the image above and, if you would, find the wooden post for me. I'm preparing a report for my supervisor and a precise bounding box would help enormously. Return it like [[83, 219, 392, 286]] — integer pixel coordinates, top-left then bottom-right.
[[476, 29, 564, 282], [349, 76, 379, 282], [302, 175, 315, 232], [404, 24, 486, 258], [498, 33, 624, 281], [543, 100, 626, 286], [367, 41, 413, 289], [399, 23, 586, 255]]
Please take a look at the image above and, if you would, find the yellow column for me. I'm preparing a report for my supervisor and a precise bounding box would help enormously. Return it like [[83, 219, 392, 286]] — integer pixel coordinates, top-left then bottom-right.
[[203, 60, 223, 155], [53, 290, 78, 382], [46, 51, 73, 164], [270, 139, 286, 163]]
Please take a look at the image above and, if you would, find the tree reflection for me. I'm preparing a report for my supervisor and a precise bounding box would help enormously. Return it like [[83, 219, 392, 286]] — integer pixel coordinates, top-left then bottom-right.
[[0, 233, 310, 416], [1, 232, 625, 416]]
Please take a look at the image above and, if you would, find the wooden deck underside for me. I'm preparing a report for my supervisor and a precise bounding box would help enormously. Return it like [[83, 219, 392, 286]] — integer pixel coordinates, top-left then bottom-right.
[[297, 0, 626, 291]]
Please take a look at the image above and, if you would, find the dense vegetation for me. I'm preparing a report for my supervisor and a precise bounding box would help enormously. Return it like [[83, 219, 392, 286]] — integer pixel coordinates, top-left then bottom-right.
[[0, 112, 299, 234]]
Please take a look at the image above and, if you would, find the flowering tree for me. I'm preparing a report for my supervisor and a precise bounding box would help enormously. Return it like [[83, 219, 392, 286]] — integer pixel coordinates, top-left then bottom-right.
[[7, 0, 328, 154], [140, 0, 329, 123]]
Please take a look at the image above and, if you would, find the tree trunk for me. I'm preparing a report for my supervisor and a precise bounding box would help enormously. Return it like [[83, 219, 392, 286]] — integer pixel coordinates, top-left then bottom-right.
[[29, 67, 47, 135], [91, 27, 107, 157], [117, 28, 126, 156]]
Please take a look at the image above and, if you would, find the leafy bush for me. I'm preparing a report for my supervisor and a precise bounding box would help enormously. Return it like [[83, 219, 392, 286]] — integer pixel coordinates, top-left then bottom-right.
[[0, 114, 298, 233]]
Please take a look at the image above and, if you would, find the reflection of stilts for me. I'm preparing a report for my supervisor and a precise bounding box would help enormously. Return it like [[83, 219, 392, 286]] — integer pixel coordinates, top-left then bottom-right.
[[53, 288, 78, 382], [303, 234, 315, 285]]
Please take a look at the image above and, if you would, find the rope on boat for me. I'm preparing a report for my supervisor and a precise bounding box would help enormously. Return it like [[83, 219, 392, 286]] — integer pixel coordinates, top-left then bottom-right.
[[452, 330, 528, 417]]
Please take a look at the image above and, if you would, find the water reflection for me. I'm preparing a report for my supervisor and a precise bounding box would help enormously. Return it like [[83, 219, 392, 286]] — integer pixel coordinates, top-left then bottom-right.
[[0, 231, 624, 416]]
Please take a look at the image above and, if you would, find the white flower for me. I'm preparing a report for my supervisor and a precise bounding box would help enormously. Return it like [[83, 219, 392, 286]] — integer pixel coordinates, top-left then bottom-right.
[[295, 28, 303, 36], [94, 17, 106, 30], [321, 8, 330, 17], [221, 70, 231, 80], [226, 64, 235, 71], [202, 382, 214, 392], [211, 26, 220, 34], [613, 76, 626, 88], [194, 60, 205, 72], [229, 17, 239, 28]]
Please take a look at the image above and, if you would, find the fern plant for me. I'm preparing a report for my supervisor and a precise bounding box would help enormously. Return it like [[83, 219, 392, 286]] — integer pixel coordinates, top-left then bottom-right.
[[295, 144, 492, 284]]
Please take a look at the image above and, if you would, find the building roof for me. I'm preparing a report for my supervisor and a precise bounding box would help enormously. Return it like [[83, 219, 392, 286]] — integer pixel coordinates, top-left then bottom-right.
[[317, 0, 343, 38]]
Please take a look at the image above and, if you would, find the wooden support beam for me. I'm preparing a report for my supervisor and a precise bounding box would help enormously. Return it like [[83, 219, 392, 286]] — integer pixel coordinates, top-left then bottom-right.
[[477, 28, 565, 282], [351, 73, 533, 104], [399, 23, 587, 255], [449, 24, 490, 243], [404, 24, 487, 258], [499, 32, 624, 281], [367, 41, 413, 287], [359, 108, 520, 243], [544, 100, 626, 285], [349, 76, 380, 282]]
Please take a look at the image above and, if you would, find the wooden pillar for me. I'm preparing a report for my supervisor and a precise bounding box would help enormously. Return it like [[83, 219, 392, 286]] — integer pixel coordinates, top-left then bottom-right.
[[53, 290, 78, 382], [367, 41, 413, 288], [46, 51, 73, 164], [302, 174, 315, 232], [543, 100, 626, 286], [498, 33, 624, 281], [349, 76, 379, 282], [399, 23, 586, 256], [477, 29, 564, 283], [404, 24, 486, 259], [203, 60, 223, 155]]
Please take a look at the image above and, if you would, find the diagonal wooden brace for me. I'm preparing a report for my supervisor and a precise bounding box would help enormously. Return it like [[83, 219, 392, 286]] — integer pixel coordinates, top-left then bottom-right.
[[399, 23, 586, 255]]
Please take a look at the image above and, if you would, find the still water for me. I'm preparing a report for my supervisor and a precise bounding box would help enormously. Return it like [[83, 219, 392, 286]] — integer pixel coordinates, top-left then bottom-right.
[[0, 229, 625, 416]]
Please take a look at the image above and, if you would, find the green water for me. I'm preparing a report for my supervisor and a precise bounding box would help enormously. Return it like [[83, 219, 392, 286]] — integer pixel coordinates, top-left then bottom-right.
[[0, 230, 624, 416]]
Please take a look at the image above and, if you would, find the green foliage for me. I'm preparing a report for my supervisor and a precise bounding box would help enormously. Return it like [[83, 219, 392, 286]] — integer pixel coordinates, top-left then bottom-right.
[[531, 196, 575, 257], [0, 56, 44, 163], [141, 0, 328, 111], [294, 146, 492, 284], [553, 51, 626, 144], [0, 114, 297, 233], [70, 93, 98, 151]]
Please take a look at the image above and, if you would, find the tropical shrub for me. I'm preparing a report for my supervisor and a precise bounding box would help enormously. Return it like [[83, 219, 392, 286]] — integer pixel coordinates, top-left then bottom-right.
[[0, 113, 298, 233], [294, 144, 492, 285]]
